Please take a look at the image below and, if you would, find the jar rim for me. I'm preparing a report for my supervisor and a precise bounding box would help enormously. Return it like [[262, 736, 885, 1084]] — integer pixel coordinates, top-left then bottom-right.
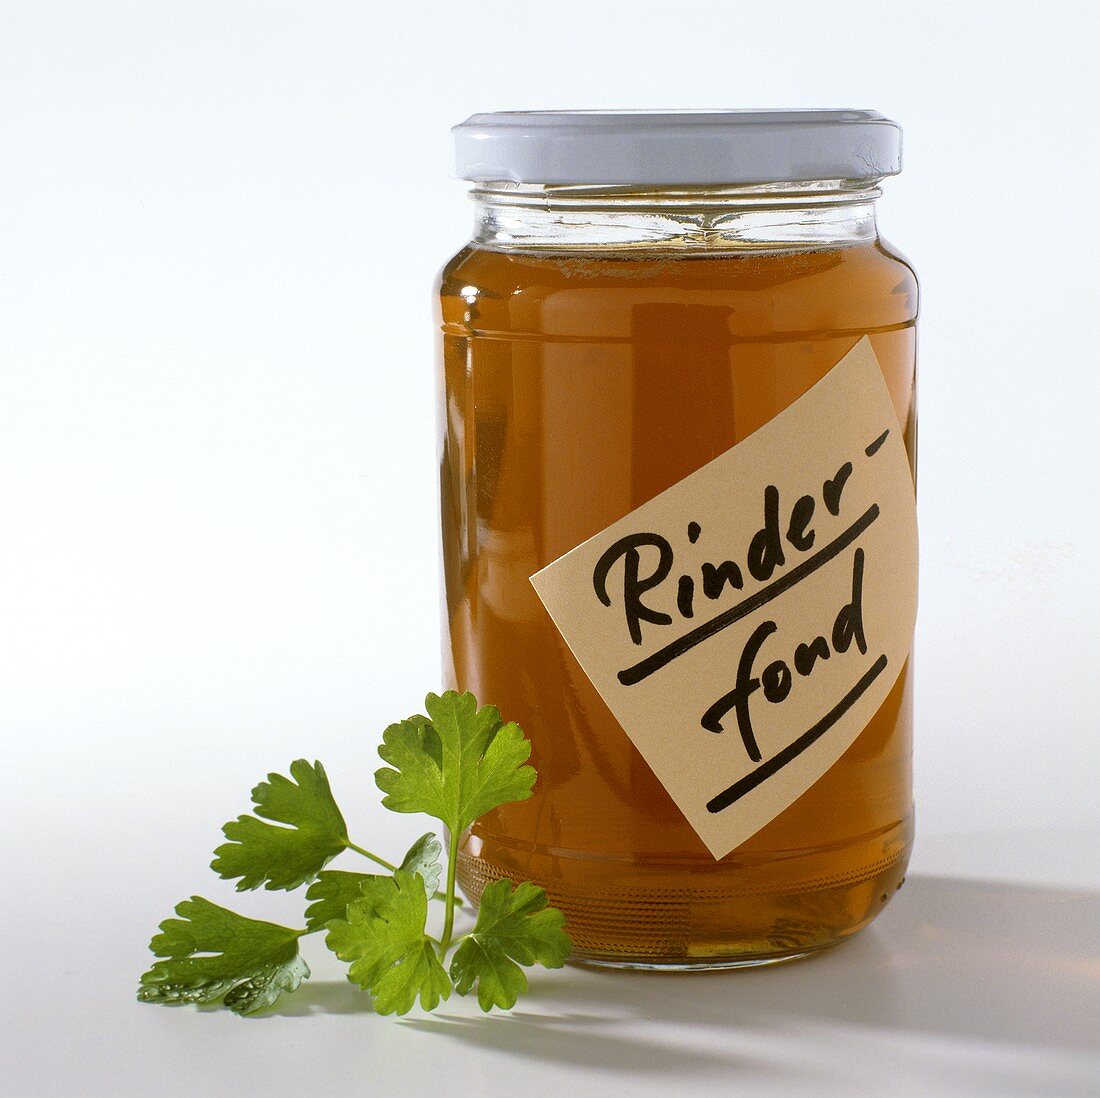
[[453, 109, 902, 187]]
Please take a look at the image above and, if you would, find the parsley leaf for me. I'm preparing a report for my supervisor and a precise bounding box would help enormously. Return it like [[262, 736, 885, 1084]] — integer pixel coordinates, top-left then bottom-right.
[[303, 833, 442, 931], [450, 879, 570, 1011], [395, 831, 444, 896], [303, 871, 388, 933], [326, 869, 451, 1015], [140, 690, 571, 1020], [137, 897, 308, 1015], [375, 692, 536, 836], [212, 759, 349, 891]]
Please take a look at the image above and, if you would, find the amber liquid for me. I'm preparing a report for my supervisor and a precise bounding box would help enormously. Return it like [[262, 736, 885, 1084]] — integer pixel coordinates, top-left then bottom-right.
[[437, 237, 918, 966]]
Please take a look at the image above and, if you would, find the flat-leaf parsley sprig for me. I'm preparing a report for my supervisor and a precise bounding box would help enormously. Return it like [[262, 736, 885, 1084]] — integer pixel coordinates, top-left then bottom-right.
[[138, 691, 571, 1016]]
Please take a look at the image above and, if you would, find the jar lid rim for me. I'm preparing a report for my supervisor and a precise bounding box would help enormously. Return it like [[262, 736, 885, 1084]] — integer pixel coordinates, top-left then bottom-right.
[[453, 109, 902, 186]]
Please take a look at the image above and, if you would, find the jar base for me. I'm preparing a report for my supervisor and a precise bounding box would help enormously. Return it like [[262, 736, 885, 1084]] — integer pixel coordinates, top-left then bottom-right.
[[457, 829, 910, 969], [570, 944, 828, 972]]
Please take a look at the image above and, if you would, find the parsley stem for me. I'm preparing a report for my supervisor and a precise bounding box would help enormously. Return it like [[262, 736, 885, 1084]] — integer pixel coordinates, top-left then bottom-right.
[[439, 837, 460, 952], [344, 840, 396, 872]]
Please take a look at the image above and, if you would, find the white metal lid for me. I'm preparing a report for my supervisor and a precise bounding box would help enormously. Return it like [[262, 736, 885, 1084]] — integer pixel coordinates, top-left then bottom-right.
[[453, 110, 902, 186]]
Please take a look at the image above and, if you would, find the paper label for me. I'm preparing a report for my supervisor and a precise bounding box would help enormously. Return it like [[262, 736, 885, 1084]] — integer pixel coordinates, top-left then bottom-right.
[[530, 338, 918, 859]]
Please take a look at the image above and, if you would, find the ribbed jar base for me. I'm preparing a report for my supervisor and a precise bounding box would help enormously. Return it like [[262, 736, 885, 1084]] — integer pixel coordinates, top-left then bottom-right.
[[573, 947, 824, 971], [455, 834, 909, 968]]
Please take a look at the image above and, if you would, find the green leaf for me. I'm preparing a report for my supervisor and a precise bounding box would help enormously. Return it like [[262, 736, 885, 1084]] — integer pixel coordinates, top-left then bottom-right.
[[375, 691, 536, 836], [137, 897, 308, 1016], [303, 871, 391, 932], [212, 760, 349, 891], [326, 869, 451, 1015], [450, 879, 571, 1012], [397, 832, 444, 896], [303, 834, 442, 931]]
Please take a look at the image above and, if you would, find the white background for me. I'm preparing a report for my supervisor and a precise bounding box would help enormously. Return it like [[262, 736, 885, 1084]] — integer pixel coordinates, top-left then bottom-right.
[[2, 2, 1098, 1096]]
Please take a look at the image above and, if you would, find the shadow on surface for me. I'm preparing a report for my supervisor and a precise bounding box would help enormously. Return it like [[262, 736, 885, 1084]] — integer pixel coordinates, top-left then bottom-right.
[[534, 874, 1100, 1050], [261, 978, 375, 1017], [399, 1013, 771, 1075], [275, 875, 1100, 1078]]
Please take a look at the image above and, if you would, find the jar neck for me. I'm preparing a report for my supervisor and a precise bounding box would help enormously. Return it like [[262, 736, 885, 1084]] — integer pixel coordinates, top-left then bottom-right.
[[469, 179, 881, 252]]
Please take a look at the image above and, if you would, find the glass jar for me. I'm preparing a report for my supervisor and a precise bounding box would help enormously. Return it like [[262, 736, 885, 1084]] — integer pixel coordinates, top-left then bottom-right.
[[436, 111, 917, 968]]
